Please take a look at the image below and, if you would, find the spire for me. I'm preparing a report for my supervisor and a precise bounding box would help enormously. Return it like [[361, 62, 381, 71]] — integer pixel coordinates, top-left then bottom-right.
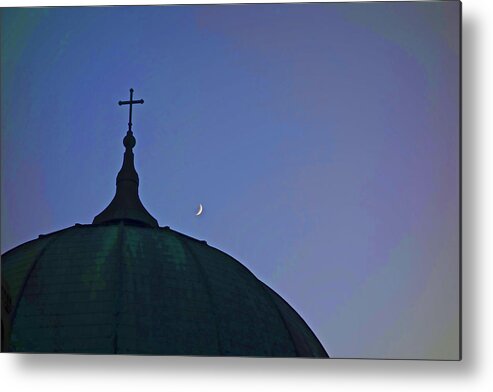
[[93, 89, 158, 228]]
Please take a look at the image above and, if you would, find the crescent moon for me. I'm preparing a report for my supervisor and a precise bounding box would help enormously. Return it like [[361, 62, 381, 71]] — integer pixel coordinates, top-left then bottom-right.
[[195, 204, 203, 216]]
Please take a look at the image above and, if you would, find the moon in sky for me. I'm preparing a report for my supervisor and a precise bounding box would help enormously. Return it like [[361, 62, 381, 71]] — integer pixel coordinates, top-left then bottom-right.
[[195, 204, 203, 216]]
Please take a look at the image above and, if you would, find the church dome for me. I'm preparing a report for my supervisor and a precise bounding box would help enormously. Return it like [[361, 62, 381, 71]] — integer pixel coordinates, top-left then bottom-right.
[[2, 223, 327, 356], [1, 89, 328, 357]]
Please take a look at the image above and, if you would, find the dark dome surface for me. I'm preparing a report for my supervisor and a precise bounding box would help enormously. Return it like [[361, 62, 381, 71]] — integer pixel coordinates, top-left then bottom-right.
[[1, 222, 328, 357]]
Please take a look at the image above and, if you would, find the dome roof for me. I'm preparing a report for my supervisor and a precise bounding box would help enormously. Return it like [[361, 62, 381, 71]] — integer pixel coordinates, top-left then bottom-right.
[[1, 223, 328, 357]]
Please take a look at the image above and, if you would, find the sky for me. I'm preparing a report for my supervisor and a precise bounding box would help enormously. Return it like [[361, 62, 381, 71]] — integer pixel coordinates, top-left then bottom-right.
[[0, 2, 460, 359]]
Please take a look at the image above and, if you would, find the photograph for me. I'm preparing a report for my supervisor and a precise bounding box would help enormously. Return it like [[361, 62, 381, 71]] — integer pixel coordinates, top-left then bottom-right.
[[1, 1, 461, 360]]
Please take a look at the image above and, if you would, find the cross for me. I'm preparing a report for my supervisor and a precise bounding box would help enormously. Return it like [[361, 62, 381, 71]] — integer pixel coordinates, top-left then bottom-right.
[[118, 88, 144, 132]]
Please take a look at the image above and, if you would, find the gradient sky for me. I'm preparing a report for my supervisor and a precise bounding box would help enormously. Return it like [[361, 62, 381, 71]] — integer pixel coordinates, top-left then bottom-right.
[[0, 2, 460, 359]]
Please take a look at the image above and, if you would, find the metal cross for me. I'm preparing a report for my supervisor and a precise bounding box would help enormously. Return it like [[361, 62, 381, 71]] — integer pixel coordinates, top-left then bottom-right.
[[118, 88, 144, 132]]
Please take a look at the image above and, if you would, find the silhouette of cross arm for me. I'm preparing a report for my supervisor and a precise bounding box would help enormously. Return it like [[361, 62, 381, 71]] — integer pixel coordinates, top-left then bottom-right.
[[119, 98, 144, 105], [119, 88, 144, 132]]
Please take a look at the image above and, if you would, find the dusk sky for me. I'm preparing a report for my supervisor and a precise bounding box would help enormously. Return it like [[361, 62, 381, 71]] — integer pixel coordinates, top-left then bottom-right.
[[0, 2, 460, 359]]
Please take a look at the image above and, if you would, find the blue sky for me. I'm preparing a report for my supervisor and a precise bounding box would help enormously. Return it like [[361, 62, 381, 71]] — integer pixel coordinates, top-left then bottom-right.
[[1, 2, 460, 359]]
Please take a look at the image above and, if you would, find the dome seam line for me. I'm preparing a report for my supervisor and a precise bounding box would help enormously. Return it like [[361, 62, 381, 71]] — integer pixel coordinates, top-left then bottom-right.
[[176, 235, 224, 356], [113, 221, 125, 354], [250, 278, 300, 357], [8, 229, 71, 350], [259, 283, 329, 358]]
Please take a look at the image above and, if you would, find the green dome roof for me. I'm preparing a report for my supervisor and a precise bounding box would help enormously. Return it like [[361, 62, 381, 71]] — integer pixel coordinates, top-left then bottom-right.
[[1, 223, 328, 357]]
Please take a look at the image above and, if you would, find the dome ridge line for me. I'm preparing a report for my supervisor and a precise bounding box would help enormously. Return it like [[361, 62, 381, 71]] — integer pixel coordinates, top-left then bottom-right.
[[113, 221, 125, 354], [173, 231, 224, 355], [245, 273, 300, 356], [7, 231, 67, 351], [260, 283, 329, 357]]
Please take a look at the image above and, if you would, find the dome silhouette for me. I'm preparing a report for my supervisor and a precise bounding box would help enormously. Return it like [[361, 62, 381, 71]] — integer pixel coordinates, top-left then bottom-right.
[[1, 89, 328, 357], [2, 223, 327, 356]]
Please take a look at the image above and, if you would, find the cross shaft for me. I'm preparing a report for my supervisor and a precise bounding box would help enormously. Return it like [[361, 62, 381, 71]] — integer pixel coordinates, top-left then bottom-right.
[[118, 88, 144, 132]]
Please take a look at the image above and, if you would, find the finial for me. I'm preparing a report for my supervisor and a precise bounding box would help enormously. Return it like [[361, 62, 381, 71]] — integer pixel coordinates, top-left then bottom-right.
[[93, 89, 158, 228], [123, 131, 136, 150]]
